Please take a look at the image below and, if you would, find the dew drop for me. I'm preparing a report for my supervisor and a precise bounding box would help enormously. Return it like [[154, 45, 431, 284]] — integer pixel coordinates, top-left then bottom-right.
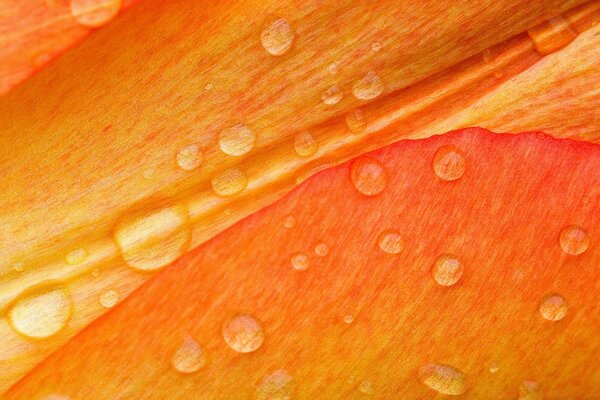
[[432, 254, 464, 286], [176, 144, 202, 171], [256, 370, 294, 400], [260, 18, 295, 56], [211, 168, 248, 197], [559, 225, 590, 255], [358, 380, 374, 395], [343, 314, 354, 324], [222, 314, 265, 353], [172, 335, 208, 374], [345, 109, 367, 133], [539, 293, 567, 321], [519, 381, 542, 400], [143, 168, 156, 179], [291, 252, 309, 271], [350, 156, 387, 196], [489, 363, 500, 374], [328, 63, 339, 75], [377, 230, 403, 254], [70, 0, 122, 28], [294, 131, 318, 158], [8, 287, 72, 339], [283, 214, 296, 229], [314, 242, 329, 257], [99, 289, 119, 308], [433, 145, 466, 181], [204, 83, 213, 91], [419, 363, 468, 395], [65, 248, 87, 265], [321, 85, 343, 105], [352, 71, 384, 100], [371, 42, 382, 52], [219, 124, 256, 156]]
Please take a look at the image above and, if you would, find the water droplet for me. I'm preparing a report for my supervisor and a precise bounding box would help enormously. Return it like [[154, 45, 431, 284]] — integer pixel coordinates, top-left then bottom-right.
[[211, 168, 248, 197], [519, 381, 542, 400], [343, 314, 354, 324], [8, 287, 72, 339], [114, 204, 191, 271], [176, 144, 202, 171], [291, 252, 309, 271], [172, 335, 208, 374], [419, 363, 468, 395], [559, 225, 590, 255], [283, 215, 296, 229], [294, 131, 318, 158], [70, 0, 122, 28], [12, 262, 24, 272], [222, 314, 265, 353], [219, 124, 256, 156], [256, 370, 294, 400], [91, 268, 100, 277], [350, 156, 387, 196], [314, 242, 329, 257], [539, 293, 567, 321], [345, 109, 367, 133], [260, 18, 295, 56], [371, 42, 382, 52], [143, 168, 156, 179], [204, 83, 213, 91], [352, 71, 384, 100], [433, 145, 466, 181], [65, 248, 87, 265], [358, 380, 374, 395], [99, 289, 119, 308], [377, 230, 403, 254], [489, 363, 500, 374], [432, 254, 464, 286], [321, 85, 343, 105]]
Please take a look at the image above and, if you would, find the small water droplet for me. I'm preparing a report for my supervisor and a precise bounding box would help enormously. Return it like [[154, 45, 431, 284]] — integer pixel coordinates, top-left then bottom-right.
[[489, 363, 500, 374], [519, 381, 542, 400], [291, 252, 309, 271], [539, 293, 567, 321], [256, 370, 294, 400], [172, 335, 208, 374], [204, 83, 213, 91], [260, 18, 295, 56], [294, 131, 318, 158], [65, 248, 87, 265], [283, 215, 296, 229], [176, 144, 202, 171], [211, 168, 248, 197], [321, 85, 343, 105], [219, 124, 256, 156], [419, 363, 468, 395], [328, 62, 339, 75], [8, 287, 72, 339], [358, 380, 374, 395], [345, 109, 367, 133], [433, 145, 466, 181], [99, 289, 119, 308], [559, 225, 590, 255], [350, 156, 387, 196], [352, 71, 384, 100], [70, 0, 122, 28], [343, 314, 354, 324], [432, 254, 464, 286], [377, 230, 403, 254], [222, 314, 265, 353], [12, 262, 24, 272], [314, 242, 329, 257], [371, 42, 382, 52]]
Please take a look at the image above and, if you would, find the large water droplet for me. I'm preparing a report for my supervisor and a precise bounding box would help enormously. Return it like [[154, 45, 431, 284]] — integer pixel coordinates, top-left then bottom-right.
[[176, 144, 202, 171], [222, 314, 265, 353], [432, 254, 463, 286], [539, 293, 567, 321], [256, 370, 294, 400], [419, 363, 467, 395], [519, 381, 542, 400], [65, 248, 87, 265], [345, 109, 367, 133], [314, 242, 329, 257], [70, 0, 122, 27], [219, 124, 256, 156], [433, 145, 466, 181], [352, 71, 384, 100], [211, 168, 248, 197], [350, 156, 387, 196], [8, 287, 72, 339], [377, 230, 403, 254], [172, 335, 208, 374], [291, 252, 310, 271], [99, 289, 119, 308], [260, 19, 295, 56], [321, 85, 343, 105], [559, 225, 590, 255], [294, 131, 318, 158]]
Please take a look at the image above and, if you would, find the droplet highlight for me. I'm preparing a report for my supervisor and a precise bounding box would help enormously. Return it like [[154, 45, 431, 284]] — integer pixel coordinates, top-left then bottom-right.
[[176, 144, 202, 171], [377, 230, 403, 254], [432, 254, 464, 286], [345, 109, 367, 133], [283, 214, 296, 229], [419, 363, 468, 395], [314, 242, 329, 257], [371, 42, 382, 52], [222, 314, 265, 353], [559, 224, 590, 255], [99, 289, 119, 308], [489, 362, 500, 374], [352, 71, 384, 100], [211, 168, 248, 197], [539, 293, 567, 321], [172, 335, 208, 374], [260, 18, 295, 56], [350, 156, 387, 196], [433, 145, 466, 181], [70, 0, 122, 28], [343, 314, 354, 324], [358, 380, 374, 395], [256, 370, 294, 400], [219, 124, 256, 156], [291, 252, 309, 271], [294, 131, 318, 158], [519, 381, 542, 400], [321, 85, 343, 105], [65, 248, 87, 265]]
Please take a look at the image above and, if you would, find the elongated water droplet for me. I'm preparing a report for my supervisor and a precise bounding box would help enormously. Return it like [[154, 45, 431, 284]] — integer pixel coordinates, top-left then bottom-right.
[[350, 156, 387, 196], [314, 242, 329, 257], [519, 381, 542, 400], [222, 314, 265, 353], [419, 363, 467, 395], [433, 145, 466, 181], [219, 124, 256, 156], [256, 370, 294, 400], [172, 335, 208, 373], [176, 144, 202, 171], [352, 71, 383, 100], [321, 85, 343, 105], [358, 380, 374, 395], [377, 230, 403, 254], [99, 289, 119, 308], [294, 131, 318, 158], [291, 252, 309, 271], [260, 19, 295, 56], [211, 168, 248, 197], [345, 109, 366, 133], [283, 214, 296, 229], [70, 0, 122, 27], [8, 287, 72, 339], [539, 293, 567, 321], [559, 225, 590, 255], [65, 248, 87, 265], [432, 254, 463, 286]]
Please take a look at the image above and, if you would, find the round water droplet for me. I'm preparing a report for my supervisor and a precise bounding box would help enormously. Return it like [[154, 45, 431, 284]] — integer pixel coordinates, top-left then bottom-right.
[[343, 314, 354, 324], [419, 363, 468, 395], [204, 83, 213, 91], [432, 254, 463, 286], [256, 370, 294, 400], [219, 124, 256, 156], [294, 131, 318, 158], [99, 289, 119, 308], [70, 0, 122, 28], [371, 42, 382, 52], [321, 85, 343, 105], [345, 109, 367, 133], [8, 287, 72, 339], [65, 248, 87, 265], [283, 214, 296, 229], [172, 335, 208, 374], [519, 381, 541, 400], [350, 156, 387, 196], [559, 224, 590, 255], [358, 380, 374, 395], [352, 71, 384, 100], [222, 314, 265, 353], [291, 252, 309, 271], [260, 18, 295, 56], [176, 144, 202, 171], [377, 230, 403, 254], [328, 63, 339, 75], [489, 363, 500, 374], [539, 293, 567, 321], [433, 145, 466, 181], [314, 242, 329, 257], [211, 168, 248, 197]]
